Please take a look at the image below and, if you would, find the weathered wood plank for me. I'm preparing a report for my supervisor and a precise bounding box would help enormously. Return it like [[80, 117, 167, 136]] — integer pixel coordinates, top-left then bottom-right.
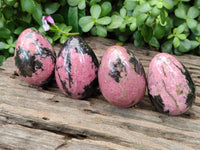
[[0, 37, 200, 150], [0, 122, 65, 150], [0, 120, 131, 150]]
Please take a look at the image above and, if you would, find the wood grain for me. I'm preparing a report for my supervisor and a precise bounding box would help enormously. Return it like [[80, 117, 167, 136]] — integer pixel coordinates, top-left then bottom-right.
[[0, 37, 200, 150]]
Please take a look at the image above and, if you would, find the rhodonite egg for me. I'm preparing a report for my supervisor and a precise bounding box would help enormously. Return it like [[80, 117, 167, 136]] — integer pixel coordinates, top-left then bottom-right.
[[98, 46, 146, 107], [147, 53, 195, 115], [14, 28, 56, 86], [55, 36, 99, 99]]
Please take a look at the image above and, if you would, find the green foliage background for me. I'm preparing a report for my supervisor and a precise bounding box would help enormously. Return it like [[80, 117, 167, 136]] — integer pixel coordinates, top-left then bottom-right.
[[0, 0, 200, 65]]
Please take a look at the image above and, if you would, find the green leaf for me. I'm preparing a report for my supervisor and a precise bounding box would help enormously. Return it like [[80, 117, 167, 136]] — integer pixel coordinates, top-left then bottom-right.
[[32, 2, 43, 25], [177, 34, 187, 40], [52, 35, 60, 41], [4, 44, 10, 49], [151, 7, 160, 17], [90, 4, 101, 19], [0, 55, 6, 66], [4, 0, 16, 6], [0, 28, 11, 39], [164, 17, 172, 34], [136, 13, 147, 26], [163, 1, 171, 9], [46, 36, 53, 45], [89, 0, 101, 6], [141, 25, 153, 42], [63, 26, 72, 33], [175, 24, 186, 34], [68, 6, 79, 32], [20, 0, 35, 13], [175, 2, 187, 19], [123, 17, 135, 24], [60, 35, 69, 44], [78, 0, 86, 10], [187, 18, 198, 30], [173, 37, 180, 48], [133, 31, 144, 47], [6, 37, 13, 44], [174, 48, 183, 55], [167, 34, 173, 39], [153, 23, 165, 39], [149, 37, 160, 48], [161, 39, 173, 53], [191, 23, 200, 36], [0, 42, 7, 50], [163, 0, 177, 9], [159, 9, 167, 26], [67, 0, 79, 6], [45, 3, 60, 15], [96, 25, 107, 37], [57, 23, 67, 31], [90, 26, 97, 36], [119, 23, 126, 32], [9, 47, 14, 54], [138, 3, 152, 13], [146, 15, 155, 27], [101, 1, 112, 17], [124, 0, 137, 11], [107, 15, 123, 29], [187, 6, 200, 19], [0, 15, 5, 28], [79, 16, 94, 32], [96, 17, 111, 25], [120, 8, 126, 18], [130, 22, 137, 31], [178, 39, 192, 52], [190, 40, 200, 50], [157, 2, 163, 8]]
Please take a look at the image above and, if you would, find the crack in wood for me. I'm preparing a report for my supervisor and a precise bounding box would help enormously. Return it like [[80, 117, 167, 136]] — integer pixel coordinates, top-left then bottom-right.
[[1, 114, 135, 148]]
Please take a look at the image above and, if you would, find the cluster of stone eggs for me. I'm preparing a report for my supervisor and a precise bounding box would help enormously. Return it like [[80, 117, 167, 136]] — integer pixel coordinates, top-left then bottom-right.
[[15, 28, 195, 116]]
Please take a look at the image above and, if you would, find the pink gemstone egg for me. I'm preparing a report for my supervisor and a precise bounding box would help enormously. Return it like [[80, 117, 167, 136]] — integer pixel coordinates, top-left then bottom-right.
[[147, 53, 195, 115], [55, 36, 99, 99], [98, 46, 146, 107], [14, 28, 56, 86]]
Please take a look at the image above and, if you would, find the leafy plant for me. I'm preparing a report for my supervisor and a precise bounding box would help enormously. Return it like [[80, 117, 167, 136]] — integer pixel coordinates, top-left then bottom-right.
[[79, 2, 112, 37], [0, 0, 200, 66]]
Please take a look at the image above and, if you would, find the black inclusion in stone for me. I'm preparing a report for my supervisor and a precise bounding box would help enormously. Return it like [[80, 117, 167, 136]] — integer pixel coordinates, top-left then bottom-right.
[[81, 77, 98, 99], [65, 51, 73, 88], [181, 64, 195, 107], [170, 60, 195, 107], [15, 46, 43, 77], [63, 36, 99, 68], [127, 49, 145, 77], [55, 66, 72, 96], [33, 39, 56, 64], [57, 46, 73, 89], [109, 58, 127, 83], [148, 93, 168, 114]]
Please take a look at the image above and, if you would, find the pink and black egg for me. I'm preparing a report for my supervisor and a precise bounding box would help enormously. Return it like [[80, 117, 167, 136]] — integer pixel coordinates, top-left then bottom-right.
[[98, 46, 146, 108], [14, 28, 56, 86], [55, 36, 99, 99], [147, 53, 195, 115]]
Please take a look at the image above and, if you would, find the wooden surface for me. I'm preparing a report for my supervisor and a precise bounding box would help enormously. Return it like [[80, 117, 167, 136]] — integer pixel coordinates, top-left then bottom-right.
[[0, 37, 200, 150]]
